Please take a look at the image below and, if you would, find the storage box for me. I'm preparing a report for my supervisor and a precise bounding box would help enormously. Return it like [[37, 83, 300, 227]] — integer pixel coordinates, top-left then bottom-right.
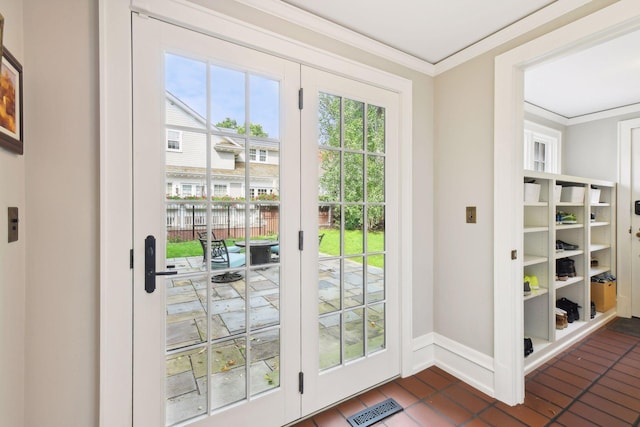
[[590, 188, 601, 204], [554, 185, 562, 203], [561, 186, 585, 203], [524, 183, 541, 203], [591, 281, 616, 312]]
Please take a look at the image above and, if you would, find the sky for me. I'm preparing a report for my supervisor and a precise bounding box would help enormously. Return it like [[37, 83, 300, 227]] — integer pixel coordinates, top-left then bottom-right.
[[165, 53, 280, 139]]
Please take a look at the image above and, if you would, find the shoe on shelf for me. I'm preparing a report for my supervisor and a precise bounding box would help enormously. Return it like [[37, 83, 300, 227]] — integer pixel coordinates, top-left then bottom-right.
[[560, 213, 577, 224], [524, 280, 531, 296], [556, 240, 579, 250]]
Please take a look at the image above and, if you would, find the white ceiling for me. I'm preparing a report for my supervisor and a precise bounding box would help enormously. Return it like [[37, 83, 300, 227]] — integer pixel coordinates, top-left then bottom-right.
[[278, 0, 640, 120], [525, 28, 640, 119], [282, 0, 555, 64]]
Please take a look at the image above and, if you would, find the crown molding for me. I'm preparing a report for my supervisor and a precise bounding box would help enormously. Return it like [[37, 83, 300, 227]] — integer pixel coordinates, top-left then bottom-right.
[[525, 102, 640, 126], [234, 0, 591, 77], [434, 0, 591, 74], [234, 0, 436, 76]]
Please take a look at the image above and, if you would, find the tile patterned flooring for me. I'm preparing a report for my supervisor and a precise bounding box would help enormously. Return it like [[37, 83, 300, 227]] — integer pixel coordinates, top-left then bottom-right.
[[291, 319, 640, 426]]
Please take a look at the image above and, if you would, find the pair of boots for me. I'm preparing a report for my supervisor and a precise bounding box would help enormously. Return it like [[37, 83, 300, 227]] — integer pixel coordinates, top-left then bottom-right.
[[555, 308, 568, 329]]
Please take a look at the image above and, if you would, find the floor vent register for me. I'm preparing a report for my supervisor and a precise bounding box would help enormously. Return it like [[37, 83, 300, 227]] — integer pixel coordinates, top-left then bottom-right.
[[346, 398, 403, 427]]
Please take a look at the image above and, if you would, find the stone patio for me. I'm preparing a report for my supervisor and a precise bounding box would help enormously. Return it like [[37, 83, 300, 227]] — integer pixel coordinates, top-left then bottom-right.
[[164, 255, 385, 426]]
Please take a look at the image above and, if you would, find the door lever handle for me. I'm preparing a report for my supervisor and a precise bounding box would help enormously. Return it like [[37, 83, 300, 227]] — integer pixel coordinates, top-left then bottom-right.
[[636, 231, 640, 238], [145, 235, 177, 293]]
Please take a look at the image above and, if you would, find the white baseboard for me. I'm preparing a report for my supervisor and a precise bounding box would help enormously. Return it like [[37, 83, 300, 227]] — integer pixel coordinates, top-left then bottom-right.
[[410, 333, 495, 398]]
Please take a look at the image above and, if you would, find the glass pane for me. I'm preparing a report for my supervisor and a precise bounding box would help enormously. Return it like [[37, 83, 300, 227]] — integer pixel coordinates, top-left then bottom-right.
[[319, 149, 341, 203], [367, 255, 385, 303], [211, 65, 245, 133], [210, 338, 247, 410], [367, 304, 385, 354], [367, 206, 385, 252], [165, 54, 207, 119], [344, 99, 364, 150], [249, 267, 280, 329], [319, 313, 341, 370], [318, 205, 339, 257], [250, 329, 280, 396], [318, 93, 341, 147], [345, 308, 364, 362], [166, 348, 207, 425], [367, 104, 385, 153], [344, 152, 364, 202], [367, 155, 384, 203], [344, 206, 364, 255], [319, 258, 341, 314], [344, 257, 364, 308], [166, 275, 208, 352], [250, 75, 279, 139]]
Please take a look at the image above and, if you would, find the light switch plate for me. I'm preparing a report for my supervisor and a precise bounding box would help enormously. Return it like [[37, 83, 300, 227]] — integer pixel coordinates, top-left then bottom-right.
[[466, 206, 476, 223], [8, 207, 18, 242]]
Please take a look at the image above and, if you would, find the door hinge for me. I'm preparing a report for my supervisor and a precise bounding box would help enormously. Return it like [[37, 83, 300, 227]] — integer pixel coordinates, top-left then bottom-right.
[[511, 250, 518, 260], [298, 230, 304, 251], [298, 371, 304, 394], [130, 249, 134, 269], [298, 88, 303, 110]]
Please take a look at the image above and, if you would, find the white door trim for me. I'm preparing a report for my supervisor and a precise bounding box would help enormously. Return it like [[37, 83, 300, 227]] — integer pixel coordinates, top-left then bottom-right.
[[100, 1, 413, 424], [494, 0, 640, 405], [618, 118, 640, 318]]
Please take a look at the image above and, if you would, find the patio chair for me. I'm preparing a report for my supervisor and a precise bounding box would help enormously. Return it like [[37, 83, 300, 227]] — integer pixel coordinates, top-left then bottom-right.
[[208, 238, 246, 283], [197, 231, 242, 259]]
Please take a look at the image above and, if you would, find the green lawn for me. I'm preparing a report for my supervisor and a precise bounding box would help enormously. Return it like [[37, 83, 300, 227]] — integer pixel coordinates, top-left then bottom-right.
[[167, 229, 385, 267]]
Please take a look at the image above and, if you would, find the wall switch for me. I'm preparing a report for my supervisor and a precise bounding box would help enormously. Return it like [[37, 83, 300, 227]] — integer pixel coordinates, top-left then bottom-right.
[[8, 207, 18, 242], [466, 206, 476, 223]]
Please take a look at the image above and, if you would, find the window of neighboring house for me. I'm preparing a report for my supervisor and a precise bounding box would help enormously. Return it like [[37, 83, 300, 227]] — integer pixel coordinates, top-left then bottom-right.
[[166, 182, 173, 196], [181, 184, 193, 197], [213, 184, 227, 197], [250, 188, 269, 199], [524, 121, 561, 173], [167, 129, 182, 151], [249, 148, 267, 162]]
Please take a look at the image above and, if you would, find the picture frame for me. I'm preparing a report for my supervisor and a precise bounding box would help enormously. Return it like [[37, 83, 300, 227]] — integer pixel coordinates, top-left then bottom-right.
[[0, 47, 23, 155]]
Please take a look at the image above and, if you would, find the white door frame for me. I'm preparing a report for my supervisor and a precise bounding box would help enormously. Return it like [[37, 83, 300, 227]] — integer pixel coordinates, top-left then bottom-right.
[[494, 0, 640, 405], [99, 1, 413, 425], [618, 118, 640, 318]]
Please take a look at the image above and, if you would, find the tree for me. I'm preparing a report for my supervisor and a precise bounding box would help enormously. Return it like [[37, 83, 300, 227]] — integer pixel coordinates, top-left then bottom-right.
[[318, 93, 386, 231], [215, 117, 269, 137]]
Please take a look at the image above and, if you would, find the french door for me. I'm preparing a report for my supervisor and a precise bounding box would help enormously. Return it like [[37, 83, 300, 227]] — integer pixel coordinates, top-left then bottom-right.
[[132, 15, 399, 426]]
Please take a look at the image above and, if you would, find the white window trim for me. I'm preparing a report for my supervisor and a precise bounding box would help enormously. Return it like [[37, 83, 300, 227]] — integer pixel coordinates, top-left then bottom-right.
[[523, 121, 561, 173], [249, 148, 268, 163]]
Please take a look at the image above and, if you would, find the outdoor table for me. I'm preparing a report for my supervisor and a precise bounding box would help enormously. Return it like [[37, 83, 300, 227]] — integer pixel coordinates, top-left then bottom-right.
[[235, 240, 278, 265]]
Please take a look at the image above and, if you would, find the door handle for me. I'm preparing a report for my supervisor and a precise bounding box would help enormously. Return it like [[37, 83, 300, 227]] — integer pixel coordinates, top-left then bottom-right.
[[145, 235, 177, 293], [636, 231, 640, 238]]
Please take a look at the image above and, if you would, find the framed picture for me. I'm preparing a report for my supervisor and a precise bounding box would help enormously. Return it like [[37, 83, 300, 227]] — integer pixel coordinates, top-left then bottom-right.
[[0, 48, 23, 155]]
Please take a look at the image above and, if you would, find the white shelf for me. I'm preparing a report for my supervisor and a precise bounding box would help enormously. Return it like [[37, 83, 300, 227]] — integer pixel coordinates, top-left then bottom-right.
[[590, 266, 611, 277], [556, 223, 583, 230], [554, 249, 583, 259], [524, 254, 548, 266], [525, 201, 548, 207], [522, 173, 615, 367], [555, 319, 588, 341], [555, 275, 583, 289], [524, 288, 548, 302], [524, 226, 549, 233], [556, 202, 584, 207], [589, 244, 610, 252]]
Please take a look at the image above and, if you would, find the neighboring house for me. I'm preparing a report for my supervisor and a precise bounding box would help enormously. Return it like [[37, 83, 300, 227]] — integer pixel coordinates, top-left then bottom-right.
[[165, 91, 279, 200]]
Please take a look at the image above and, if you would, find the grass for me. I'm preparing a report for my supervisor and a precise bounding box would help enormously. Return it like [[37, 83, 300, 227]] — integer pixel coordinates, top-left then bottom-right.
[[167, 229, 385, 267]]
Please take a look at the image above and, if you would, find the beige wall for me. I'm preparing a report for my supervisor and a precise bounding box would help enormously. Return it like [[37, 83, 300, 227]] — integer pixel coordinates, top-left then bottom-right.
[[433, 0, 618, 355], [0, 2, 25, 425], [23, 0, 99, 426]]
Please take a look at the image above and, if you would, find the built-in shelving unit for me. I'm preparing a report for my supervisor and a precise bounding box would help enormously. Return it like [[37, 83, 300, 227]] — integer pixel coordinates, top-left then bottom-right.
[[522, 172, 616, 370]]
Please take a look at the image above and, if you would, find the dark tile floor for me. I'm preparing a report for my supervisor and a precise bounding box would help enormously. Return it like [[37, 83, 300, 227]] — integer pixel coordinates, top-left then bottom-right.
[[291, 319, 640, 426]]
